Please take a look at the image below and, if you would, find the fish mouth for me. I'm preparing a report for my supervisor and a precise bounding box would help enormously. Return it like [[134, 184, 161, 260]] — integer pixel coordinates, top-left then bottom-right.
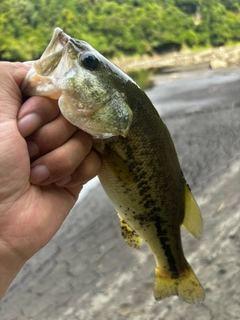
[[21, 28, 72, 97], [40, 27, 70, 61]]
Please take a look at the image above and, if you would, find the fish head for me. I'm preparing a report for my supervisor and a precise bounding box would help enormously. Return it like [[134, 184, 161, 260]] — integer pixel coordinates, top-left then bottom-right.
[[22, 28, 133, 138]]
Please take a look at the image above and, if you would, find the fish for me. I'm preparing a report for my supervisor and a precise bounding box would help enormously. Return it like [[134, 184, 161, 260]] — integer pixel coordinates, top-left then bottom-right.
[[21, 28, 205, 303]]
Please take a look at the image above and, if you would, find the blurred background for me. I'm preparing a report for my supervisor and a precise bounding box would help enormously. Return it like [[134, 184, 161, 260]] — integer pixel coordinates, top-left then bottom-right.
[[1, 0, 240, 61], [1, 1, 240, 319]]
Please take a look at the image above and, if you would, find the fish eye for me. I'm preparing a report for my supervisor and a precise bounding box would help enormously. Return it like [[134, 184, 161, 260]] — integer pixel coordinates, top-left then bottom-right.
[[80, 52, 99, 71]]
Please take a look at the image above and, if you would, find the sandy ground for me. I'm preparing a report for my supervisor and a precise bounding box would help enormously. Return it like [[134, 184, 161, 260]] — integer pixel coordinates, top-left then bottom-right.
[[0, 68, 240, 320]]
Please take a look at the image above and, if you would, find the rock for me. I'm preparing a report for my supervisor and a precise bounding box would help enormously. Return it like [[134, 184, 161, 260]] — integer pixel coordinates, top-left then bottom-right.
[[210, 58, 227, 69]]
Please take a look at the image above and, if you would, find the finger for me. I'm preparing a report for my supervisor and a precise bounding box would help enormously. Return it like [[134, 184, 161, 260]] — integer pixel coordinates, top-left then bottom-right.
[[1, 62, 30, 87], [0, 62, 30, 121], [30, 130, 93, 185], [55, 149, 102, 187], [25, 113, 78, 159], [17, 96, 60, 137]]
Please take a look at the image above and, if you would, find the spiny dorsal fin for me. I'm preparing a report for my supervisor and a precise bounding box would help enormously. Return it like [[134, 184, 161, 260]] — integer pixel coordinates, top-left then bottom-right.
[[118, 214, 142, 249], [182, 184, 203, 240]]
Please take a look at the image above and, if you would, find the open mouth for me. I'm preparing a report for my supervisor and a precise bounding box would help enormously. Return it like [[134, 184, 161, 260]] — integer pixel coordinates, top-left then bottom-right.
[[21, 28, 72, 96], [41, 28, 70, 60]]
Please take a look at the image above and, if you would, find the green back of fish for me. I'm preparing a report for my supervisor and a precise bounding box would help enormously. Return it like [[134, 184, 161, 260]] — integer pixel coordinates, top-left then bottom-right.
[[94, 81, 186, 261], [94, 81, 204, 303]]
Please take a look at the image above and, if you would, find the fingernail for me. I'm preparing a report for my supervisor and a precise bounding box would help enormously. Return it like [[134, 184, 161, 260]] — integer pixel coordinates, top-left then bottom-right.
[[55, 175, 72, 187], [27, 140, 39, 158], [30, 165, 50, 184], [18, 113, 42, 137]]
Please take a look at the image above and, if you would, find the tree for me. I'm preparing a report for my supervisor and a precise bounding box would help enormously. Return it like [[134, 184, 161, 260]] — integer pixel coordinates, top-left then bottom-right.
[[226, 11, 240, 41], [156, 6, 194, 49], [175, 0, 200, 14], [220, 0, 240, 12], [1, 0, 240, 61], [209, 3, 230, 46]]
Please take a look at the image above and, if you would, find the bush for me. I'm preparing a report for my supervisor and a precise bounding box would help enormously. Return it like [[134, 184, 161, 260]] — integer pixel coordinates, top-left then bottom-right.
[[1, 0, 240, 61]]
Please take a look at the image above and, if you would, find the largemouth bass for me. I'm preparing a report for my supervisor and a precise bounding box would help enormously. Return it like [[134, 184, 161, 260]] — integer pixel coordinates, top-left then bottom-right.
[[21, 28, 204, 303]]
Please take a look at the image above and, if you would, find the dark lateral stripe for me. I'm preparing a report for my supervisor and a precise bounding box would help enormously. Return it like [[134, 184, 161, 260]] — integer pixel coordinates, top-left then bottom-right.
[[154, 219, 179, 276]]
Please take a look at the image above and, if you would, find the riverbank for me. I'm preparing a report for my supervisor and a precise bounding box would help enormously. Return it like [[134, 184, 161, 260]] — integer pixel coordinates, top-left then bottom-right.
[[113, 44, 240, 72]]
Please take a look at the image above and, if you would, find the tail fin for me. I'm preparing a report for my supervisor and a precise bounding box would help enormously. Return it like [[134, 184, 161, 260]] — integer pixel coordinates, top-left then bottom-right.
[[154, 264, 205, 303]]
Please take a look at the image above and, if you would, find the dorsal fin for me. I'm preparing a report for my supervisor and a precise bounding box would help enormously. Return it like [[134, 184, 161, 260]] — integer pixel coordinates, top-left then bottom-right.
[[182, 184, 203, 240]]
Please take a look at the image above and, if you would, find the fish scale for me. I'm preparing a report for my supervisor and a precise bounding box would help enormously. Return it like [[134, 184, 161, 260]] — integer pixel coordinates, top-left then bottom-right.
[[94, 90, 186, 277], [21, 27, 205, 303]]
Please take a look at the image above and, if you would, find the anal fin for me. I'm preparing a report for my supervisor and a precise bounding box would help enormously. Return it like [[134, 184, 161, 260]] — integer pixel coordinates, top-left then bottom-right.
[[118, 214, 142, 249]]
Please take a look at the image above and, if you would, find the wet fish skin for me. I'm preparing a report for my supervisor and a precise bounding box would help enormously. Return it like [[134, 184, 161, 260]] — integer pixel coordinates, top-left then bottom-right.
[[94, 82, 204, 303], [21, 28, 204, 303]]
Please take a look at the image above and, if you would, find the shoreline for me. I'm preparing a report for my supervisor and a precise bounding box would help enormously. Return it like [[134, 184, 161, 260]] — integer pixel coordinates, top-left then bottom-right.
[[112, 44, 240, 72]]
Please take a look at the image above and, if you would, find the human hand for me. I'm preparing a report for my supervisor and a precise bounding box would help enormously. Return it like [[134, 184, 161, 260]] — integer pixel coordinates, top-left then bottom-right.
[[0, 62, 101, 298]]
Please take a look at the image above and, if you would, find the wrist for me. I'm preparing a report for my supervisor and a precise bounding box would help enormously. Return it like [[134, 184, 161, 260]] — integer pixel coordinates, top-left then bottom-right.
[[0, 241, 26, 299]]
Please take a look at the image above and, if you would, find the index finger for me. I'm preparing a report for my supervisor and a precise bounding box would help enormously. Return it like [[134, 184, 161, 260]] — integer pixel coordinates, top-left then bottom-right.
[[0, 62, 32, 121], [0, 62, 31, 87]]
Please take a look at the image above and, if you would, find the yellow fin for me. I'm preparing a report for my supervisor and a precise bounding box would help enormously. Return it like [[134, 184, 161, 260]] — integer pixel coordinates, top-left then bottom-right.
[[154, 264, 205, 303], [183, 184, 203, 239], [118, 214, 142, 249]]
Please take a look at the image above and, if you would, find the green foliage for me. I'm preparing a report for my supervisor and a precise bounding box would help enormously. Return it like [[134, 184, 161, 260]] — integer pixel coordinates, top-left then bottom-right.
[[1, 0, 240, 61], [220, 0, 240, 12], [175, 0, 200, 14], [195, 21, 210, 46], [157, 6, 195, 47], [227, 11, 240, 41]]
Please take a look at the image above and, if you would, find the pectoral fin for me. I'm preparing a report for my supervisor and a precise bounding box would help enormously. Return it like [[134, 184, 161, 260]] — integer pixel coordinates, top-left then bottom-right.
[[118, 214, 142, 249], [182, 184, 203, 240]]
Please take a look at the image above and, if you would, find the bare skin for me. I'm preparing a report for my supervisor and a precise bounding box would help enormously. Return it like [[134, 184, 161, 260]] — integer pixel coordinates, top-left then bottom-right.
[[0, 62, 102, 299]]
